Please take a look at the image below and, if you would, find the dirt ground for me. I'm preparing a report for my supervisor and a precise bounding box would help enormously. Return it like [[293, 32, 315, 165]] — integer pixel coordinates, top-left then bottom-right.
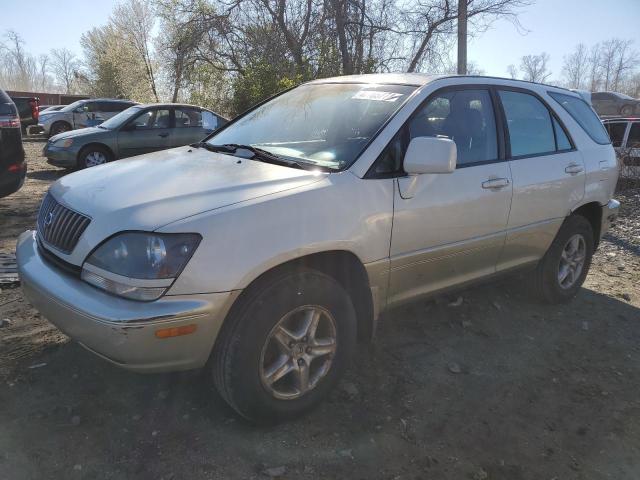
[[1, 140, 639, 480]]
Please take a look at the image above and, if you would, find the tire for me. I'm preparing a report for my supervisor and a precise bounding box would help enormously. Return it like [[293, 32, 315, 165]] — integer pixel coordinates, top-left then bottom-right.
[[620, 105, 634, 116], [78, 145, 112, 169], [50, 121, 71, 136], [531, 215, 594, 304], [211, 267, 357, 423]]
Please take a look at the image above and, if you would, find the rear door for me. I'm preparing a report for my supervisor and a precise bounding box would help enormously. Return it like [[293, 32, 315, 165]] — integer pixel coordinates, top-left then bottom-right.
[[496, 88, 585, 271], [117, 107, 173, 157], [172, 107, 209, 147]]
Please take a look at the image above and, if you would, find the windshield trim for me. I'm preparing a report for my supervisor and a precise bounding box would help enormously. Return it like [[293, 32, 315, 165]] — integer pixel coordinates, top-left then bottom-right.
[[203, 82, 419, 172]]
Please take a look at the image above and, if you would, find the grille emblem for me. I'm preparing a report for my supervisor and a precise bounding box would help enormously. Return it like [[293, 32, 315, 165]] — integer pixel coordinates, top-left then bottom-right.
[[44, 212, 55, 228]]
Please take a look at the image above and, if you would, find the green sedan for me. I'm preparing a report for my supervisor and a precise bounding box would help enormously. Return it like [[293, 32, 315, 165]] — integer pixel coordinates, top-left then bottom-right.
[[44, 103, 227, 169]]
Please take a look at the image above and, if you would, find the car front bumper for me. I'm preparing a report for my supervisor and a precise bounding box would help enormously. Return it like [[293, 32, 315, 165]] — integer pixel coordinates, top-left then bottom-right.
[[43, 142, 80, 168], [17, 230, 239, 373]]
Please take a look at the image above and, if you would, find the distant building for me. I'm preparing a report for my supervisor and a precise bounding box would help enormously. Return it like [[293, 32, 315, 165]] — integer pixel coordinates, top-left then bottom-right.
[[5, 90, 90, 106]]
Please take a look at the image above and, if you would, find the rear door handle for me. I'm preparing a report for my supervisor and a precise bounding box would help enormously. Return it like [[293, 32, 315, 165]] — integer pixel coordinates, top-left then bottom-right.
[[158, 132, 169, 138], [565, 163, 584, 175], [482, 178, 510, 190]]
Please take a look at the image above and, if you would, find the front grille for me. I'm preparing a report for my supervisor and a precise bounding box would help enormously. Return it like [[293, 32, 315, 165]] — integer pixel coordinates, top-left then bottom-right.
[[37, 193, 91, 254]]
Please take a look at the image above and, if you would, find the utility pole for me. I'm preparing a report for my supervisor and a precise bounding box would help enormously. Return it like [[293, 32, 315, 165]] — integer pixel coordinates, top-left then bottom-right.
[[457, 0, 467, 75]]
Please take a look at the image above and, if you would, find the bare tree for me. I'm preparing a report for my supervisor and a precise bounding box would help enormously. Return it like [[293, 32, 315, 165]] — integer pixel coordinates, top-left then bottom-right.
[[587, 42, 601, 91], [506, 63, 518, 79], [111, 0, 160, 101], [519, 52, 550, 82], [50, 48, 78, 93], [562, 43, 588, 89]]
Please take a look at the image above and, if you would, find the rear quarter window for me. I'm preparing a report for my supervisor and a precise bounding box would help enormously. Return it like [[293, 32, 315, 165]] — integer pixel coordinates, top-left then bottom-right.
[[548, 92, 610, 145], [604, 122, 628, 147]]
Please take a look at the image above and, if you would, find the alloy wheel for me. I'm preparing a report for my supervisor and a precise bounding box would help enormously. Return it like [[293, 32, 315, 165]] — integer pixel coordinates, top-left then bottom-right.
[[260, 305, 337, 400], [558, 233, 586, 289], [85, 151, 107, 167]]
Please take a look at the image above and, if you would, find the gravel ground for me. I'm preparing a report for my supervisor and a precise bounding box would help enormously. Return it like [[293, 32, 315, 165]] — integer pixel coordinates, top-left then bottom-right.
[[0, 140, 639, 480]]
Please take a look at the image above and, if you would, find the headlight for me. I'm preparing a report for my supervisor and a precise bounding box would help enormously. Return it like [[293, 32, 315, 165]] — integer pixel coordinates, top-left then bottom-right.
[[81, 232, 201, 301], [53, 138, 74, 148]]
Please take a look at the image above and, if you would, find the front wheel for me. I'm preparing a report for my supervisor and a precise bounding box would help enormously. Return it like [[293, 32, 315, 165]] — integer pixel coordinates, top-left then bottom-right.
[[211, 268, 357, 423], [78, 145, 112, 169], [531, 215, 594, 304], [50, 121, 71, 136], [620, 104, 634, 116]]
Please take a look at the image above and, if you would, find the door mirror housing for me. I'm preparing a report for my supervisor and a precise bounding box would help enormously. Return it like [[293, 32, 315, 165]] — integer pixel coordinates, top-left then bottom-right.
[[404, 136, 457, 174]]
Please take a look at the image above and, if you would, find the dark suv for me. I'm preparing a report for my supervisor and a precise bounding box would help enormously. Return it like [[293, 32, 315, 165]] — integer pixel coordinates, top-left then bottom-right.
[[9, 96, 40, 132], [0, 90, 26, 198]]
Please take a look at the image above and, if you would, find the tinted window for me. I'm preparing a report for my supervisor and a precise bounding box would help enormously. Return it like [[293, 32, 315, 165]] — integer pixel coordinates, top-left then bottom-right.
[[549, 92, 610, 145], [499, 90, 555, 157], [408, 89, 498, 166], [130, 109, 171, 129], [604, 122, 628, 147], [553, 117, 572, 150], [202, 111, 218, 130], [175, 108, 202, 128], [628, 123, 640, 148]]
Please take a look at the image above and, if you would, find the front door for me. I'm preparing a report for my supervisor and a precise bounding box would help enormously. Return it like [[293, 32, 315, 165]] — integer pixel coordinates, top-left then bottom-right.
[[496, 89, 586, 271], [118, 108, 173, 158], [388, 87, 513, 306], [172, 107, 210, 147]]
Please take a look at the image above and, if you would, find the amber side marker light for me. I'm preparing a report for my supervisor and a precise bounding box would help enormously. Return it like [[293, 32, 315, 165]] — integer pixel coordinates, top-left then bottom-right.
[[155, 324, 197, 339]]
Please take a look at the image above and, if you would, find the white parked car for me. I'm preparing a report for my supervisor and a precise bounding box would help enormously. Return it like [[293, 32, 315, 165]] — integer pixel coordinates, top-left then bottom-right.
[[18, 74, 619, 422]]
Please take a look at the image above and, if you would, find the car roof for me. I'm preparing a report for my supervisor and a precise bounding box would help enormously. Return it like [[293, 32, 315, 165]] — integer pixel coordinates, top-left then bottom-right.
[[82, 98, 137, 103], [305, 73, 577, 93]]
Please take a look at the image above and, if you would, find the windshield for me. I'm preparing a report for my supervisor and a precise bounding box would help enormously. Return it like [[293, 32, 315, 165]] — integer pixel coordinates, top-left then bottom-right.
[[60, 100, 86, 112], [99, 106, 143, 129], [207, 83, 416, 170]]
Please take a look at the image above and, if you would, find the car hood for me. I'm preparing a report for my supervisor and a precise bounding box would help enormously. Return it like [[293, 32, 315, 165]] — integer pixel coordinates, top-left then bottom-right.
[[49, 127, 106, 142], [49, 146, 327, 234]]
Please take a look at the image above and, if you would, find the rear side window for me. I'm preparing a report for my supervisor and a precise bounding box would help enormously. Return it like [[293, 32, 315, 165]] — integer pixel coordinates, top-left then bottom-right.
[[548, 92, 610, 145], [408, 88, 498, 166], [628, 123, 640, 148], [175, 108, 202, 128], [499, 90, 555, 157], [202, 111, 218, 130], [605, 122, 628, 147], [0, 102, 17, 116]]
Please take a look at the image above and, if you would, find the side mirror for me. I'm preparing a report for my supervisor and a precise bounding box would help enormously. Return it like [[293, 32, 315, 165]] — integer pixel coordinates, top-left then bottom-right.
[[404, 136, 457, 174]]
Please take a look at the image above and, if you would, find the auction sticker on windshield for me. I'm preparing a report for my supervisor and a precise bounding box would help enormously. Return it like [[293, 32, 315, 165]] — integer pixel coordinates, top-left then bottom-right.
[[352, 91, 404, 102]]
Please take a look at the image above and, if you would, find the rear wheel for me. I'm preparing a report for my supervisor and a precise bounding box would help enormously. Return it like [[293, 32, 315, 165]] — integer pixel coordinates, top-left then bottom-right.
[[50, 121, 71, 136], [211, 268, 356, 423], [531, 215, 594, 303], [620, 104, 634, 116], [78, 145, 112, 169]]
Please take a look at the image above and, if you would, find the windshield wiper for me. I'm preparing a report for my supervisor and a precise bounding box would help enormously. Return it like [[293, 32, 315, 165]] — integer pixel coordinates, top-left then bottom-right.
[[192, 142, 309, 170]]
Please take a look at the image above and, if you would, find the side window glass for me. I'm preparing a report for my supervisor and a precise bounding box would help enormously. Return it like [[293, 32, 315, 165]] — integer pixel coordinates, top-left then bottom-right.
[[499, 90, 555, 157], [553, 117, 572, 151], [628, 123, 640, 148], [605, 122, 628, 147], [407, 89, 498, 166], [130, 109, 171, 129], [548, 92, 610, 145], [175, 108, 202, 128], [202, 111, 218, 130]]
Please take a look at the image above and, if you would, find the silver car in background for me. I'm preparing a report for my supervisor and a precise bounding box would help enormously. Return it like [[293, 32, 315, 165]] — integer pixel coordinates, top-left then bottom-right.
[[18, 74, 619, 422], [37, 98, 137, 136]]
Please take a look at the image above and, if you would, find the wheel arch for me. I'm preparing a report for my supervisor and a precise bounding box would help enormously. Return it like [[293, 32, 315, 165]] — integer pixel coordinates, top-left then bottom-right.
[[224, 250, 376, 344], [49, 120, 72, 135], [571, 201, 602, 247], [77, 143, 115, 164]]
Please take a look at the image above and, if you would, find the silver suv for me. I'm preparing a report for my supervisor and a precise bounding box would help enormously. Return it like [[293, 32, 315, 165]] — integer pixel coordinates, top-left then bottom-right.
[[37, 98, 137, 136], [18, 74, 619, 422]]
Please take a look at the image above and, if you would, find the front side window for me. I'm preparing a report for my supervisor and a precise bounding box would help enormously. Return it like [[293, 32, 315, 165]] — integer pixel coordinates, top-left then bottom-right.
[[499, 90, 555, 157], [175, 108, 202, 128], [207, 83, 416, 170], [605, 122, 628, 147], [549, 92, 610, 145], [130, 109, 171, 129], [408, 88, 498, 166]]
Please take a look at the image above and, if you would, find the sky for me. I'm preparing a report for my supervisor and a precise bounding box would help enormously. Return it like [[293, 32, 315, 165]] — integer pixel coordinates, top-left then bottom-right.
[[1, 0, 639, 80]]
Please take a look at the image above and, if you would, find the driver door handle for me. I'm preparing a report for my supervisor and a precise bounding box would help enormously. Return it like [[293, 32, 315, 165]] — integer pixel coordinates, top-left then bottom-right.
[[482, 178, 510, 190], [158, 132, 169, 138], [565, 163, 584, 175]]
